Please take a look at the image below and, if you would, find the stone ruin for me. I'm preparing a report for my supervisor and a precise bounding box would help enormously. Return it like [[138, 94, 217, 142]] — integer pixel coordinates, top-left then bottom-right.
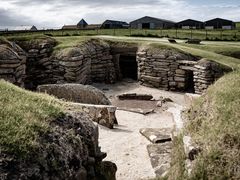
[[0, 37, 231, 95]]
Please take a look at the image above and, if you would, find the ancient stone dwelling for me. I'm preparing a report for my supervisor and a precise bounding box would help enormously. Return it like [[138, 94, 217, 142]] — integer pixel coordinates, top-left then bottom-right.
[[0, 38, 231, 94]]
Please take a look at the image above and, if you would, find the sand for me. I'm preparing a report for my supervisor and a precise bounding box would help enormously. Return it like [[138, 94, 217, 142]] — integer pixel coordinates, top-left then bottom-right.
[[95, 81, 186, 180]]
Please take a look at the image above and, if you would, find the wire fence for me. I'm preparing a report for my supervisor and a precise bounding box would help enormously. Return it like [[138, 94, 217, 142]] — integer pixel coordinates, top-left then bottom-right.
[[1, 28, 240, 41]]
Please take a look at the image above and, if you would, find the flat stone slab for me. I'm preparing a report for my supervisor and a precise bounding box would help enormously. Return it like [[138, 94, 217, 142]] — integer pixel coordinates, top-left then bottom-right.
[[118, 107, 154, 115], [139, 128, 172, 143], [117, 93, 153, 101], [147, 142, 173, 177]]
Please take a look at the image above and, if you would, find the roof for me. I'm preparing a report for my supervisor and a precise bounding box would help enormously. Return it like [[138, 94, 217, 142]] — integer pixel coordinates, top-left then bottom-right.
[[130, 16, 175, 24], [205, 18, 234, 23], [177, 19, 203, 24], [102, 20, 129, 26], [77, 19, 88, 26]]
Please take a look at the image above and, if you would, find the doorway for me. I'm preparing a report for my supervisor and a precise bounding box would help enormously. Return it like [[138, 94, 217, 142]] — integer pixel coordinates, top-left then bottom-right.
[[119, 55, 138, 80], [185, 70, 195, 93]]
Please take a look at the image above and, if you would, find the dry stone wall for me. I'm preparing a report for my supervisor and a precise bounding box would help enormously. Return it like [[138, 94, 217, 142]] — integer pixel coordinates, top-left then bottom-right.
[[0, 38, 231, 94], [137, 47, 231, 94], [0, 41, 26, 87]]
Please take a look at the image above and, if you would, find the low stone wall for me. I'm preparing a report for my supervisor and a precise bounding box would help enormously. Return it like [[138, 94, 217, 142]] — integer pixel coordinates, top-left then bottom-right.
[[68, 103, 118, 129], [137, 47, 231, 94], [0, 41, 26, 87], [137, 47, 197, 91]]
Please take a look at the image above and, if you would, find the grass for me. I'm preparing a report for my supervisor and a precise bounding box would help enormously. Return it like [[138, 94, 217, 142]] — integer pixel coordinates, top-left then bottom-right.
[[0, 80, 64, 157], [185, 71, 240, 179], [1, 28, 240, 41]]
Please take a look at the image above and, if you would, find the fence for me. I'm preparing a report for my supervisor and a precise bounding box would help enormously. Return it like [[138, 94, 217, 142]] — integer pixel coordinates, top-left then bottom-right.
[[0, 28, 240, 41]]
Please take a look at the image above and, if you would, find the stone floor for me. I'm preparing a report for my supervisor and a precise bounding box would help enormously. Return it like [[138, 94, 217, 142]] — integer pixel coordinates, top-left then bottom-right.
[[94, 80, 186, 180]]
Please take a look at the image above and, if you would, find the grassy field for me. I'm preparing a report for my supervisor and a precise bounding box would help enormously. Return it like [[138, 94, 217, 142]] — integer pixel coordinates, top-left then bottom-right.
[[1, 28, 240, 41], [0, 80, 63, 157]]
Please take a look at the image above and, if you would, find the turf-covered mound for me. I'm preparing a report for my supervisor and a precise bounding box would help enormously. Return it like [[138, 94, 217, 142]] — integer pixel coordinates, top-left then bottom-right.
[[0, 80, 116, 180], [186, 71, 240, 179]]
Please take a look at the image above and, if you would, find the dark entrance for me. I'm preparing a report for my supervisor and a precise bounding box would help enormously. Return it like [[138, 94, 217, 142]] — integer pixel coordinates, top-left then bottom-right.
[[119, 55, 137, 80], [142, 23, 150, 29], [185, 71, 195, 93]]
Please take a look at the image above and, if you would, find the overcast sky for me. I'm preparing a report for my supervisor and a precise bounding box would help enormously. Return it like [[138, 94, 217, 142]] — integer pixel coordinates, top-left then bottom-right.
[[0, 0, 239, 29]]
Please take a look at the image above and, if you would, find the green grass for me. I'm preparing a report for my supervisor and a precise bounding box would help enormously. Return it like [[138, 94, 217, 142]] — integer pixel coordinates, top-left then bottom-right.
[[185, 71, 240, 179], [1, 28, 240, 41], [0, 80, 63, 157]]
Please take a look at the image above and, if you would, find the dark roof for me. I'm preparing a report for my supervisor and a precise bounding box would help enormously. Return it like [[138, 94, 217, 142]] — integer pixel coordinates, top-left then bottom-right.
[[177, 19, 203, 24], [130, 16, 175, 24], [102, 20, 129, 25], [205, 18, 234, 23], [77, 19, 88, 26]]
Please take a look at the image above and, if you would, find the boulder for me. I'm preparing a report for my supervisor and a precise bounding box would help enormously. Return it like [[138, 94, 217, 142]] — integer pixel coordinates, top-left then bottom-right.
[[37, 83, 111, 105]]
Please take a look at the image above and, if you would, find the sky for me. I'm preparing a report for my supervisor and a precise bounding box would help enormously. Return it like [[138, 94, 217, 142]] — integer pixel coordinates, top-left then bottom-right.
[[0, 0, 239, 29]]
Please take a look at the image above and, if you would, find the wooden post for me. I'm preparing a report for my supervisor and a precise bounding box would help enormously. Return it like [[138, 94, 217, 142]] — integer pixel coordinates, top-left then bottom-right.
[[206, 29, 208, 40], [191, 29, 193, 39], [176, 28, 178, 39]]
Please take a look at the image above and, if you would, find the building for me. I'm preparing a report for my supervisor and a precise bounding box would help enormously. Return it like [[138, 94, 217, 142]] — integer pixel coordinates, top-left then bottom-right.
[[62, 18, 88, 30], [85, 24, 102, 30], [130, 16, 175, 29], [177, 19, 204, 29], [62, 25, 78, 30], [204, 18, 236, 30], [77, 19, 88, 29], [14, 25, 37, 31], [101, 20, 129, 29]]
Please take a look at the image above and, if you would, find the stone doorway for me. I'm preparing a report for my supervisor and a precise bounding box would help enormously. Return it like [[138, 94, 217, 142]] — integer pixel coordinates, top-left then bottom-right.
[[119, 55, 138, 80], [185, 70, 195, 93]]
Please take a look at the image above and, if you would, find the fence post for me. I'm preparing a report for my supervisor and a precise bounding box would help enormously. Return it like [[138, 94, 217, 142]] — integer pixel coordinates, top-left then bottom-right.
[[191, 29, 193, 39], [113, 29, 116, 36], [220, 30, 223, 40], [205, 30, 208, 40], [176, 28, 178, 39]]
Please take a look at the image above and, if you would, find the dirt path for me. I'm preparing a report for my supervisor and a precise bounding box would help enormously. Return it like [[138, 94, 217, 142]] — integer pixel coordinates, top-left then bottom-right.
[[95, 81, 186, 180]]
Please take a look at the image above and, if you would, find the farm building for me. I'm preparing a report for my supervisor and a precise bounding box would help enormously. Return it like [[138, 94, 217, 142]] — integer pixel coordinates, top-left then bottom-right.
[[177, 19, 204, 29], [130, 16, 175, 29], [77, 19, 88, 29], [85, 24, 101, 30], [101, 20, 129, 29], [62, 18, 88, 30], [205, 18, 236, 30], [62, 25, 78, 30], [14, 25, 37, 31]]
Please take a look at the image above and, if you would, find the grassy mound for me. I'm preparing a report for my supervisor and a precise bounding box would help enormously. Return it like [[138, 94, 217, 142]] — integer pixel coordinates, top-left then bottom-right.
[[0, 80, 63, 157], [185, 71, 240, 179]]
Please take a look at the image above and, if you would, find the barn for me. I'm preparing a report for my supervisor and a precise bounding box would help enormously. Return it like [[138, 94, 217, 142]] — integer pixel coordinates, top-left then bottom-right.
[[177, 19, 204, 29], [130, 16, 175, 29], [205, 18, 236, 30], [77, 19, 88, 29], [101, 20, 129, 29]]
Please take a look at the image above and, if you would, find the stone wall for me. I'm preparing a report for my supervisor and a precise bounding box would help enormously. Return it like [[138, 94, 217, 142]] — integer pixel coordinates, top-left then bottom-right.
[[137, 47, 231, 94], [0, 40, 26, 87], [14, 38, 57, 89], [137, 47, 197, 91], [0, 38, 231, 94]]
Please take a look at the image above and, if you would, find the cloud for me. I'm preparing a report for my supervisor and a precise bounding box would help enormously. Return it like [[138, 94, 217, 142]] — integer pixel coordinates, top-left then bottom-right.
[[0, 8, 34, 26], [0, 0, 239, 28]]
